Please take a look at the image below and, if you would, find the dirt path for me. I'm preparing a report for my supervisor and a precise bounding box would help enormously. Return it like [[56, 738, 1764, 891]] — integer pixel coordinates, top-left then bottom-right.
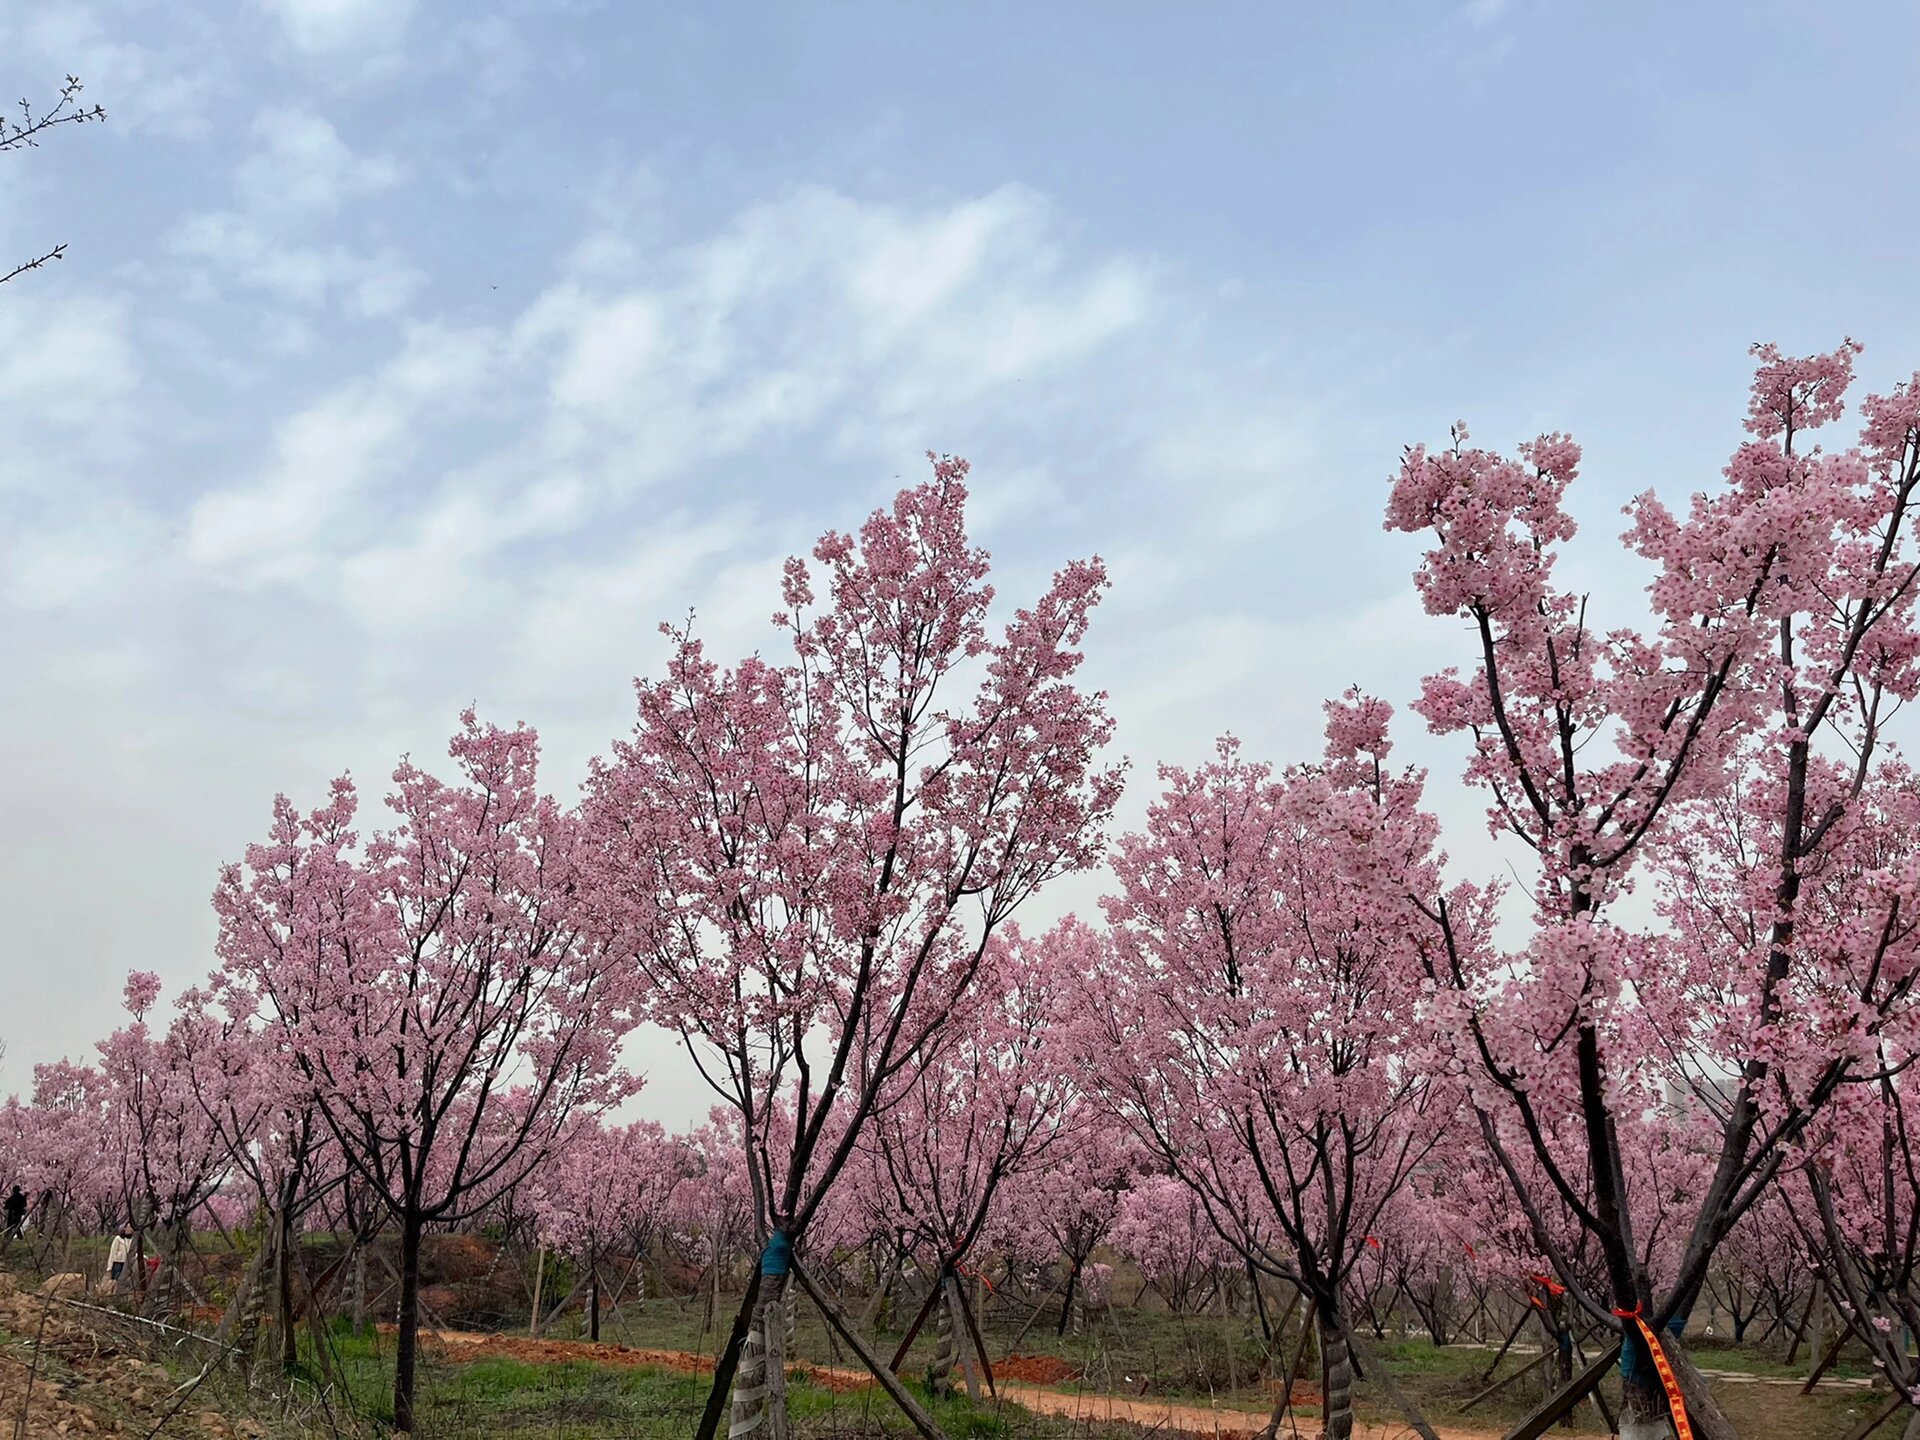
[[414, 1328, 1507, 1439], [987, 1379, 1503, 1438]]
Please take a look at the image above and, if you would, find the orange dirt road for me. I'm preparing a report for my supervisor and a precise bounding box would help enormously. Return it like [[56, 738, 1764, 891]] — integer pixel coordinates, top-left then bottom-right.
[[411, 1328, 1507, 1439]]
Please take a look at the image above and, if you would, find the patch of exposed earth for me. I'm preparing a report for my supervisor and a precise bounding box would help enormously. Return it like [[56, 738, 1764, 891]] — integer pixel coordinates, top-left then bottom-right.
[[0, 1272, 261, 1440]]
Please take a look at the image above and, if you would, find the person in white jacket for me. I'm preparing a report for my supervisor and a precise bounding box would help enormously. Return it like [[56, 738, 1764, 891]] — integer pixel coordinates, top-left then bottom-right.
[[106, 1226, 133, 1291]]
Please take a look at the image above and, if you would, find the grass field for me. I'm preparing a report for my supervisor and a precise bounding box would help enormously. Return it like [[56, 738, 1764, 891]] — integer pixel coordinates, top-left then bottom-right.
[[6, 1239, 1910, 1438], [431, 1289, 1905, 1440]]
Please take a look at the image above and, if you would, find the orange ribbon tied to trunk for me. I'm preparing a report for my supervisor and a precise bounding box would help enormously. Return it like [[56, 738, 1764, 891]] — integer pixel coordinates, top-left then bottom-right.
[[1614, 1304, 1693, 1440]]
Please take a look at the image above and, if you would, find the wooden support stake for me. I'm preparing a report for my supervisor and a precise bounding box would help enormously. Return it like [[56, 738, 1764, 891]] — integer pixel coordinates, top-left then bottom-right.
[[1459, 1347, 1553, 1412], [792, 1258, 947, 1440], [887, 1278, 945, 1374], [1335, 1311, 1440, 1440], [1802, 1324, 1851, 1394], [1500, 1340, 1622, 1440]]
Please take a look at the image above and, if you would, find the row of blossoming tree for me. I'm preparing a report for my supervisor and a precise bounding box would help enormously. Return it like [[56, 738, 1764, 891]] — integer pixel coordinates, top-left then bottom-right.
[[6, 343, 1920, 1440]]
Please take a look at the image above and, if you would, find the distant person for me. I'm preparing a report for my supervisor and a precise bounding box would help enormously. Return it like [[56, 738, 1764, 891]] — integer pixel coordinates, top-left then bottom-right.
[[3, 1185, 26, 1239], [107, 1226, 134, 1289]]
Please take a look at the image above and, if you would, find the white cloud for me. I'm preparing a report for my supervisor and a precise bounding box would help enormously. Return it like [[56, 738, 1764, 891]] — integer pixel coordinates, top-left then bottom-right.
[[184, 324, 498, 580], [519, 183, 1156, 486], [236, 106, 405, 217], [169, 212, 421, 314], [166, 104, 415, 313], [1459, 0, 1513, 24], [258, 0, 413, 67]]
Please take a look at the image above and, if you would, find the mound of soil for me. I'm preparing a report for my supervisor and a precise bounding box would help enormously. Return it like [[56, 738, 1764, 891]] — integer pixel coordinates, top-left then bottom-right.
[[423, 1232, 497, 1284], [993, 1353, 1081, 1384], [0, 1272, 252, 1440]]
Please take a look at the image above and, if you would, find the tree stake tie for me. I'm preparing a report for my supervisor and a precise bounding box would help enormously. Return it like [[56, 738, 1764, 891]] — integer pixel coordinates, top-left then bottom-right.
[[955, 1259, 994, 1294], [1614, 1304, 1692, 1440], [761, 1231, 791, 1277]]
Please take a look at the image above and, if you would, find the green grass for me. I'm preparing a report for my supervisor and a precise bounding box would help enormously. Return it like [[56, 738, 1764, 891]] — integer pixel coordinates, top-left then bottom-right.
[[12, 1242, 1912, 1439], [286, 1319, 1145, 1437]]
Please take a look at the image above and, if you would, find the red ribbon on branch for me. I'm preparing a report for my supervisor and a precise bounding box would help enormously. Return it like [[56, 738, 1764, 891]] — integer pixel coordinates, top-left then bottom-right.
[[1614, 1305, 1693, 1440], [955, 1259, 995, 1294]]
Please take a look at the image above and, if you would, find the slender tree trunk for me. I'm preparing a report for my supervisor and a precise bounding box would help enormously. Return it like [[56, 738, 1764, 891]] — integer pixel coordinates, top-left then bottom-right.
[[216, 1228, 273, 1359], [1319, 1306, 1354, 1440], [1248, 1259, 1273, 1342], [276, 1203, 298, 1372], [590, 1261, 601, 1343], [530, 1244, 545, 1337], [392, 1210, 425, 1433], [352, 1244, 367, 1334], [1056, 1258, 1082, 1337], [860, 1249, 900, 1332]]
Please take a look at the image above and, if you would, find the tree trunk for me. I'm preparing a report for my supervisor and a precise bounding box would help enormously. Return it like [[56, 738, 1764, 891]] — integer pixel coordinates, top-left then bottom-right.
[[529, 1244, 545, 1337], [590, 1264, 601, 1343], [275, 1203, 298, 1372], [143, 1214, 189, 1320], [1057, 1258, 1083, 1337], [1319, 1307, 1353, 1440], [763, 1270, 791, 1440], [695, 1271, 762, 1440], [860, 1250, 900, 1332], [392, 1211, 424, 1433], [732, 1275, 789, 1439], [215, 1229, 273, 1360], [730, 1299, 767, 1438], [926, 1276, 957, 1397]]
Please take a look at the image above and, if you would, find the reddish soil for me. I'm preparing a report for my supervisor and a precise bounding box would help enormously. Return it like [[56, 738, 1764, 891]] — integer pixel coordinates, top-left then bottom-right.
[[992, 1352, 1080, 1384]]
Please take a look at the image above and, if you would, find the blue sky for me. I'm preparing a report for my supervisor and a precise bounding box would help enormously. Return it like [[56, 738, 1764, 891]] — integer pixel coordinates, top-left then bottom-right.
[[3, 0, 1918, 1118]]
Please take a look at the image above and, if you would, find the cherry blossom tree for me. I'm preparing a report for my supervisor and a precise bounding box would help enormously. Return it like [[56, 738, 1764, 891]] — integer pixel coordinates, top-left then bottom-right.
[[995, 1089, 1140, 1341], [1111, 1173, 1235, 1317], [1387, 340, 1920, 1436], [0, 1060, 111, 1244], [96, 972, 240, 1317], [859, 922, 1079, 1397], [216, 714, 641, 1430], [582, 460, 1121, 1440], [170, 982, 332, 1366], [1091, 697, 1466, 1440], [527, 1118, 696, 1339], [1787, 1074, 1920, 1429]]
